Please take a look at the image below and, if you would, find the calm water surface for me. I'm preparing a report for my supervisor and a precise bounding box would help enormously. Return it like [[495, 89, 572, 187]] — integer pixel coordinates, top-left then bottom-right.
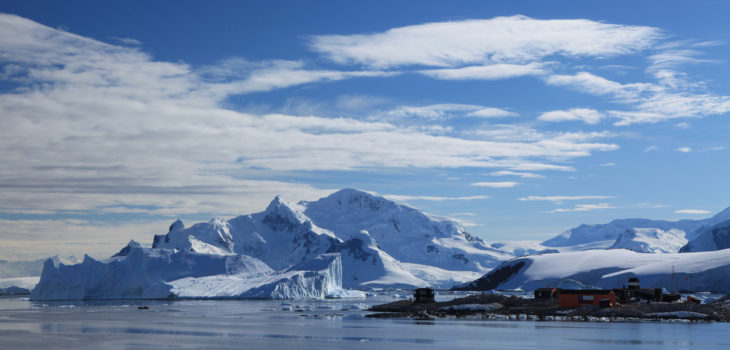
[[1, 296, 728, 349]]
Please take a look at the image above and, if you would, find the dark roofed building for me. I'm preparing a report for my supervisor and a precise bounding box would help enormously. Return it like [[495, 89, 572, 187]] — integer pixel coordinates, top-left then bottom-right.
[[534, 288, 559, 299], [414, 288, 435, 303]]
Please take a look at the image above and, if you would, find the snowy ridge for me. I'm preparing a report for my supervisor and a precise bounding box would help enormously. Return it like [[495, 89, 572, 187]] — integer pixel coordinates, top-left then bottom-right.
[[610, 228, 688, 253], [303, 189, 510, 285], [455, 248, 730, 293], [681, 219, 730, 252], [540, 207, 730, 253], [152, 189, 508, 288]]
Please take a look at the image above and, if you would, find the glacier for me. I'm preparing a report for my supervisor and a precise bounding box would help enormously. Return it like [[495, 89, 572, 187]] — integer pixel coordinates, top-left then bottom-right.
[[454, 248, 730, 293]]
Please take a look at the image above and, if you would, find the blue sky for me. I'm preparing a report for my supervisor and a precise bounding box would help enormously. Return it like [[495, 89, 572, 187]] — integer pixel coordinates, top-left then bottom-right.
[[1, 0, 730, 259]]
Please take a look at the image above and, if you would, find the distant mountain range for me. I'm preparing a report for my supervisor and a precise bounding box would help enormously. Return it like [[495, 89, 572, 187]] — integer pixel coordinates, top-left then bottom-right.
[[457, 207, 730, 293], [19, 190, 730, 298]]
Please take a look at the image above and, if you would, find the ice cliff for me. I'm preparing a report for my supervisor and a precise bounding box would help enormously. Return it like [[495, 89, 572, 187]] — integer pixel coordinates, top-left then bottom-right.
[[31, 241, 342, 300]]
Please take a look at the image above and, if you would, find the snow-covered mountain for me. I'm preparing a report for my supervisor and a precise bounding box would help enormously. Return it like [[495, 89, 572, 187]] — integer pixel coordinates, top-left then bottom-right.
[[609, 228, 688, 253], [540, 207, 730, 253], [31, 189, 512, 300], [680, 219, 730, 252], [454, 248, 730, 293], [152, 189, 509, 288]]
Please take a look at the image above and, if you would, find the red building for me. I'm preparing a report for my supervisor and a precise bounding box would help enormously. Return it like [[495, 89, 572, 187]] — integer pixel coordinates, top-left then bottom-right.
[[558, 290, 616, 308]]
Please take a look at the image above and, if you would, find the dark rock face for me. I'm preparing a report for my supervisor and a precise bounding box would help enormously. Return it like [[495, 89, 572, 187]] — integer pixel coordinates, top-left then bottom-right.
[[451, 261, 527, 291]]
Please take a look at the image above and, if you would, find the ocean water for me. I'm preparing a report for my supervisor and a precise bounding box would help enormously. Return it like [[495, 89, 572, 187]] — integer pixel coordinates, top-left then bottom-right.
[[1, 296, 729, 349]]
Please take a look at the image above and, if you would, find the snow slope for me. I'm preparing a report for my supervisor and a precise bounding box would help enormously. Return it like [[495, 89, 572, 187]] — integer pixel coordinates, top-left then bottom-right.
[[455, 248, 730, 293], [610, 228, 688, 253], [31, 241, 342, 300], [681, 220, 730, 252], [541, 207, 730, 251]]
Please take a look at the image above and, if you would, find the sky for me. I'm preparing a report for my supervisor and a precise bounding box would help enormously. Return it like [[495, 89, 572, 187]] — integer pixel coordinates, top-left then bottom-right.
[[1, 0, 730, 260]]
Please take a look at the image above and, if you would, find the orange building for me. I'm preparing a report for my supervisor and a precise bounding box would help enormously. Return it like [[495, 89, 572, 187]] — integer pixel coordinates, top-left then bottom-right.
[[558, 290, 616, 308]]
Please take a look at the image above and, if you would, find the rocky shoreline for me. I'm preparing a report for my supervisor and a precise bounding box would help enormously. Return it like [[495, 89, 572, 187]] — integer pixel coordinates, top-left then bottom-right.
[[367, 294, 730, 322]]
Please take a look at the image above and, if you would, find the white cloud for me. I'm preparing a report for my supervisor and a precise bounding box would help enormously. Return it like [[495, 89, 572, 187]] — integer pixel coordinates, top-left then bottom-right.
[[547, 70, 730, 126], [675, 122, 691, 129], [519, 195, 613, 203], [538, 108, 604, 124], [645, 145, 659, 152], [488, 170, 544, 179], [197, 58, 395, 99], [0, 14, 621, 219], [419, 62, 547, 80], [466, 107, 519, 118], [110, 37, 142, 46], [675, 209, 711, 215], [676, 147, 692, 153], [449, 212, 477, 216], [546, 72, 656, 102], [647, 48, 717, 73], [550, 203, 615, 213], [470, 181, 519, 188], [384, 195, 488, 202], [309, 15, 660, 68], [598, 162, 616, 167], [632, 203, 668, 209], [383, 104, 516, 119]]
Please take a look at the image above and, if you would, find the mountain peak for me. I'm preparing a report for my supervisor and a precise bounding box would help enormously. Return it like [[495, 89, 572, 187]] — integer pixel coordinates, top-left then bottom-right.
[[169, 219, 184, 232], [265, 195, 298, 214], [311, 188, 395, 214], [712, 206, 730, 221], [262, 195, 309, 230]]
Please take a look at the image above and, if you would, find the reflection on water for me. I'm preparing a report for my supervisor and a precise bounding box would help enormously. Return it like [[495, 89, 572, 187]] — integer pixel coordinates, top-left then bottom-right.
[[1, 296, 729, 349]]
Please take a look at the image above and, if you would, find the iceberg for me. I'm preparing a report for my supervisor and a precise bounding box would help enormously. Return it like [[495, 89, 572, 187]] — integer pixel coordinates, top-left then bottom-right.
[[30, 241, 342, 300]]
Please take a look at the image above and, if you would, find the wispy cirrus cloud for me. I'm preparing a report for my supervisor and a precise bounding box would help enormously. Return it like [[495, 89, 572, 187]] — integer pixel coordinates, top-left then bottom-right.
[[545, 72, 657, 102], [383, 103, 517, 120], [488, 170, 545, 179], [549, 203, 615, 213], [384, 194, 489, 202], [309, 15, 661, 68], [110, 36, 142, 46], [419, 62, 547, 80], [471, 181, 519, 188], [0, 13, 622, 232], [675, 209, 711, 215], [538, 108, 604, 124], [545, 46, 730, 126], [519, 195, 613, 204]]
